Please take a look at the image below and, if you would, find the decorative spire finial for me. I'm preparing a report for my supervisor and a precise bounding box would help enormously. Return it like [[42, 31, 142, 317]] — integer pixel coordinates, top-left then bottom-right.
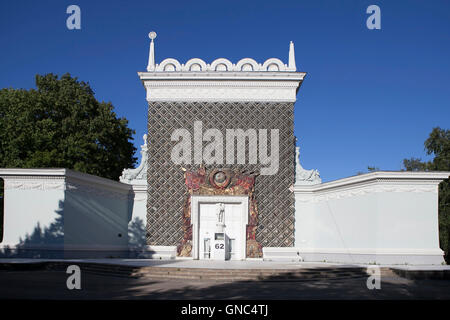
[[147, 31, 157, 71], [288, 41, 296, 71]]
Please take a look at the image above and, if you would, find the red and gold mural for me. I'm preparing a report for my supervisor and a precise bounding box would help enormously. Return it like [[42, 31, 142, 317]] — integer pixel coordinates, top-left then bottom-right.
[[176, 166, 263, 258]]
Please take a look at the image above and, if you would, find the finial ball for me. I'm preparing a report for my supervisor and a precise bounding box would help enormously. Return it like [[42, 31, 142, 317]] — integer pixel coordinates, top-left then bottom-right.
[[148, 31, 157, 40]]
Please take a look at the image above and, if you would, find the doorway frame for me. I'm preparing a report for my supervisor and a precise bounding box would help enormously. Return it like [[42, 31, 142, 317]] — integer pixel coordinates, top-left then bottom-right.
[[191, 195, 248, 260]]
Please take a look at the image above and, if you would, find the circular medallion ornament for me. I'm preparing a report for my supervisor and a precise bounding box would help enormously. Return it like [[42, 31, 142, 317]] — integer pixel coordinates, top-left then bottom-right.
[[209, 169, 231, 189], [214, 171, 226, 183]]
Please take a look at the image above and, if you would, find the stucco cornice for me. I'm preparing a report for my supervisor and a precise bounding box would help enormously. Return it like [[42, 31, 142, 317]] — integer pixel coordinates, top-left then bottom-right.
[[138, 71, 306, 81], [293, 171, 450, 195], [138, 72, 306, 102], [0, 168, 132, 197]]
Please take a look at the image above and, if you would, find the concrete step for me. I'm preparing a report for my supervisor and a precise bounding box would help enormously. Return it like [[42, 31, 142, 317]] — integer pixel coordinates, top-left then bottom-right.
[[133, 270, 365, 277], [134, 266, 367, 273], [0, 261, 397, 281], [44, 262, 141, 278], [139, 273, 367, 280], [136, 272, 370, 282], [391, 268, 450, 280], [132, 267, 376, 281], [47, 263, 371, 281]]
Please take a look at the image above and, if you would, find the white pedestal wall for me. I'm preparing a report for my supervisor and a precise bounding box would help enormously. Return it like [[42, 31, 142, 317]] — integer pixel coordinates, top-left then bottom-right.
[[2, 187, 65, 247], [0, 168, 133, 258], [289, 171, 449, 265]]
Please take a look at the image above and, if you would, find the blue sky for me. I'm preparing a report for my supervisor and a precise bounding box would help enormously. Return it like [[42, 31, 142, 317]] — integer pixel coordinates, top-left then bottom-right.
[[0, 0, 449, 182]]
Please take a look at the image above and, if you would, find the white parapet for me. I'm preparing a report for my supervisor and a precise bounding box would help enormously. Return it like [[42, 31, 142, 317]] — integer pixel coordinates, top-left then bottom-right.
[[289, 171, 450, 265], [138, 33, 305, 103]]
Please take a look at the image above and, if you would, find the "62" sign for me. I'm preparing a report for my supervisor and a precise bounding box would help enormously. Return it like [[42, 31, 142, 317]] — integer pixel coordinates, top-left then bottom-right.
[[215, 243, 224, 250]]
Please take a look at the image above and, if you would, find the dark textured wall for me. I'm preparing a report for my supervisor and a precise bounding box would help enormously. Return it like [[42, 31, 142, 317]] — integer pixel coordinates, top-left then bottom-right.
[[147, 101, 295, 247]]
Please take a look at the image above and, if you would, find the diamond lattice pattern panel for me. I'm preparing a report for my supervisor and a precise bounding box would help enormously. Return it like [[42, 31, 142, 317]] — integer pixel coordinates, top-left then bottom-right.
[[147, 101, 295, 247]]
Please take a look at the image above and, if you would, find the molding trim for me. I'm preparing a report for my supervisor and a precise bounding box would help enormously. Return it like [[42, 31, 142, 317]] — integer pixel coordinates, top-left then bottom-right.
[[295, 184, 439, 203], [141, 80, 303, 102], [3, 177, 65, 191], [138, 73, 306, 102], [0, 243, 128, 251], [131, 185, 147, 202], [292, 171, 450, 195], [138, 72, 306, 81], [294, 171, 450, 192], [293, 171, 450, 202], [145, 88, 298, 102], [0, 168, 133, 200]]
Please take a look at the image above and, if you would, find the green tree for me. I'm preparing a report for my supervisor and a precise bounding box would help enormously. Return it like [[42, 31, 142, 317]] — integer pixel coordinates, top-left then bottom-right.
[[0, 73, 137, 180], [403, 157, 430, 171], [403, 127, 450, 263]]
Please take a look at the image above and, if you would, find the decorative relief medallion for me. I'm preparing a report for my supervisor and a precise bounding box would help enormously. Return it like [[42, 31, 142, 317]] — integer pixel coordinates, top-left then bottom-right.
[[176, 166, 263, 258], [209, 169, 231, 189]]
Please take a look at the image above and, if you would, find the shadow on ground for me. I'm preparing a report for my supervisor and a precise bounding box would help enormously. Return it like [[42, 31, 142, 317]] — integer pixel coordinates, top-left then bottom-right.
[[0, 268, 449, 300]]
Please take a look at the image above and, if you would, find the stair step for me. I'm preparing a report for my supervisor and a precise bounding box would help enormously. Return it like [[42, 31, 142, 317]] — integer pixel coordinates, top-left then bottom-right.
[[1, 261, 393, 281]]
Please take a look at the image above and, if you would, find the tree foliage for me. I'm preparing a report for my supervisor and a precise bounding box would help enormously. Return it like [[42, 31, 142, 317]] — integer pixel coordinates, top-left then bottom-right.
[[403, 157, 430, 171], [0, 73, 137, 180], [403, 127, 450, 263]]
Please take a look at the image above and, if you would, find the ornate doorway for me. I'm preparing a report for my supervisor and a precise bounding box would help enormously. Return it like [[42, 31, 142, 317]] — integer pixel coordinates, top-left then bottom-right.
[[194, 197, 248, 260], [176, 167, 263, 259]]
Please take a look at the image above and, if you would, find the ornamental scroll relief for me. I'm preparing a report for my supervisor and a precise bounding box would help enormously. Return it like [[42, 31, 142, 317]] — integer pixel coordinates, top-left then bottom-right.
[[176, 166, 263, 258]]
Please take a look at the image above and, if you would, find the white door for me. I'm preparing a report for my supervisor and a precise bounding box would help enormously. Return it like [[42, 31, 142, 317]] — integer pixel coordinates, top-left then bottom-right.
[[198, 202, 246, 260], [192, 196, 248, 261], [223, 203, 243, 260], [198, 203, 216, 260]]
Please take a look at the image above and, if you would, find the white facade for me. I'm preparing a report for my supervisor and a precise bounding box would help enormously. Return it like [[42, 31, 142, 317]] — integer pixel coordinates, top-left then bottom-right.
[[0, 168, 133, 258], [289, 171, 449, 264], [130, 33, 450, 265], [264, 149, 449, 265], [261, 152, 449, 265], [2, 167, 447, 263], [0, 33, 448, 265]]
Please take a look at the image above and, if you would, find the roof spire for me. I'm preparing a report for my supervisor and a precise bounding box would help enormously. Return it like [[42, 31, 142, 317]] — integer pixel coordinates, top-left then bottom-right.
[[288, 41, 296, 71], [147, 31, 157, 71]]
